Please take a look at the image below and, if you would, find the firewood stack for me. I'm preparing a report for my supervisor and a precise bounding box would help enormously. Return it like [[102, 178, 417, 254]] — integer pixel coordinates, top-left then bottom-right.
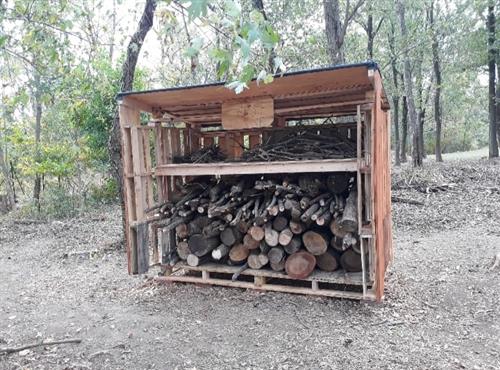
[[148, 173, 367, 279]]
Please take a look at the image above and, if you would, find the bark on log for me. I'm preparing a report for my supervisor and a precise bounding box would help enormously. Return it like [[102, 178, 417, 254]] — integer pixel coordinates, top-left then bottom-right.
[[302, 231, 328, 255], [340, 190, 358, 232], [285, 251, 316, 279], [229, 243, 250, 263], [188, 234, 220, 257]]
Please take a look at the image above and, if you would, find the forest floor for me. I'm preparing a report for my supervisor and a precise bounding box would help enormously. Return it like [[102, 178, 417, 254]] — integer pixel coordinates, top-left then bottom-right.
[[1, 158, 499, 370]]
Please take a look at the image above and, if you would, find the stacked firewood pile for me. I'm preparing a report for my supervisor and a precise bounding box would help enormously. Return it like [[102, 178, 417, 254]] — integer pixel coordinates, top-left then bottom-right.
[[149, 173, 367, 279]]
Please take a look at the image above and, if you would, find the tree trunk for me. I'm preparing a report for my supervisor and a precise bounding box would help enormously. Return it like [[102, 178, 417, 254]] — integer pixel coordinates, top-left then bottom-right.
[[487, 3, 498, 158], [366, 12, 373, 59], [397, 0, 423, 167], [401, 95, 408, 162], [388, 21, 401, 165], [108, 0, 157, 242], [251, 0, 277, 72], [33, 89, 42, 209], [323, 0, 344, 64], [415, 54, 426, 160], [430, 1, 443, 162], [496, 50, 500, 147], [0, 131, 15, 212]]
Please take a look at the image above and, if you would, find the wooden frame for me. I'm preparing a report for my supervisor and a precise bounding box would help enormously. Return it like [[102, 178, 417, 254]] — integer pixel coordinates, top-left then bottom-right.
[[118, 63, 392, 301]]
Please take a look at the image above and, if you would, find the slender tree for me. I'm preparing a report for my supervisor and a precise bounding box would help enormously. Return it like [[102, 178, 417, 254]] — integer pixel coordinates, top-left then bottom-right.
[[323, 0, 365, 64], [396, 0, 422, 166], [430, 0, 443, 161], [388, 20, 400, 165], [487, 2, 498, 158], [109, 0, 157, 226]]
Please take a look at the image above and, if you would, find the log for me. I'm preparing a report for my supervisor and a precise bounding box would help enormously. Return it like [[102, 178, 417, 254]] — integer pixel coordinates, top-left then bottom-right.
[[299, 196, 311, 209], [289, 220, 305, 235], [248, 225, 265, 241], [340, 190, 358, 232], [326, 173, 350, 194], [298, 175, 321, 195], [284, 236, 302, 254], [272, 216, 288, 232], [315, 210, 331, 226], [315, 249, 340, 272], [212, 244, 230, 260], [186, 254, 209, 267], [229, 243, 250, 263], [220, 227, 242, 247], [177, 241, 191, 260], [329, 219, 349, 238], [340, 248, 365, 272], [342, 232, 357, 251], [175, 223, 189, 239], [259, 240, 270, 254], [268, 247, 285, 265], [284, 199, 300, 211], [270, 258, 286, 272], [300, 203, 319, 222], [188, 234, 220, 257], [278, 228, 293, 246], [247, 251, 269, 269], [243, 233, 260, 250], [264, 223, 279, 247], [285, 251, 316, 279], [352, 239, 368, 255], [302, 231, 328, 255], [330, 236, 344, 253]]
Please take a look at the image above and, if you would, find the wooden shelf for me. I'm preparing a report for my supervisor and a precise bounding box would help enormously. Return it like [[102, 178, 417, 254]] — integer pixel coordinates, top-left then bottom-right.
[[155, 158, 357, 177]]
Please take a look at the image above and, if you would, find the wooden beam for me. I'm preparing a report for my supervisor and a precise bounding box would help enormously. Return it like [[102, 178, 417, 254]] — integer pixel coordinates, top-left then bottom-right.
[[155, 158, 358, 177]]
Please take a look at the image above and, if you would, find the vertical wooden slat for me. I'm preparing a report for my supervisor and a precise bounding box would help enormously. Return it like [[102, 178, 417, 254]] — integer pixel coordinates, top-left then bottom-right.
[[141, 127, 154, 207], [119, 103, 140, 274]]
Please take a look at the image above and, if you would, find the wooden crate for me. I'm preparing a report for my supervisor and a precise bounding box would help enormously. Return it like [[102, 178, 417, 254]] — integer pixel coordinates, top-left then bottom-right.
[[117, 62, 392, 301]]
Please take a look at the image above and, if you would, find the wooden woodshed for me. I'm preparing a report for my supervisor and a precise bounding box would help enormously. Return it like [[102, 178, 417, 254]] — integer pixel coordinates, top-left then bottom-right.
[[117, 61, 393, 301]]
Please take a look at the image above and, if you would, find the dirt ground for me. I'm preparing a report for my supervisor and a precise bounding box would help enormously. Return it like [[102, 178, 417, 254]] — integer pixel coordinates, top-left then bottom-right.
[[1, 159, 499, 370]]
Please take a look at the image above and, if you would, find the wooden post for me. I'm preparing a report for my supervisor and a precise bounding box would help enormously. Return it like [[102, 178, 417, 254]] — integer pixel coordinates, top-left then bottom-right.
[[119, 102, 141, 274]]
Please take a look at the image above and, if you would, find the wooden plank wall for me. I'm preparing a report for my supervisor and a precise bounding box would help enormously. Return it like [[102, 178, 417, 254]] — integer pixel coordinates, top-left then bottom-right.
[[371, 71, 393, 301]]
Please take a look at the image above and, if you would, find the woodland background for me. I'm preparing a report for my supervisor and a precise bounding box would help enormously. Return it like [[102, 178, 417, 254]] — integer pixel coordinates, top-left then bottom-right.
[[0, 0, 499, 218]]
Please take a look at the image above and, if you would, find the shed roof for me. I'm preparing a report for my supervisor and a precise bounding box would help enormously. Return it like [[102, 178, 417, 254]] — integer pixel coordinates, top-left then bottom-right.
[[117, 61, 388, 123]]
